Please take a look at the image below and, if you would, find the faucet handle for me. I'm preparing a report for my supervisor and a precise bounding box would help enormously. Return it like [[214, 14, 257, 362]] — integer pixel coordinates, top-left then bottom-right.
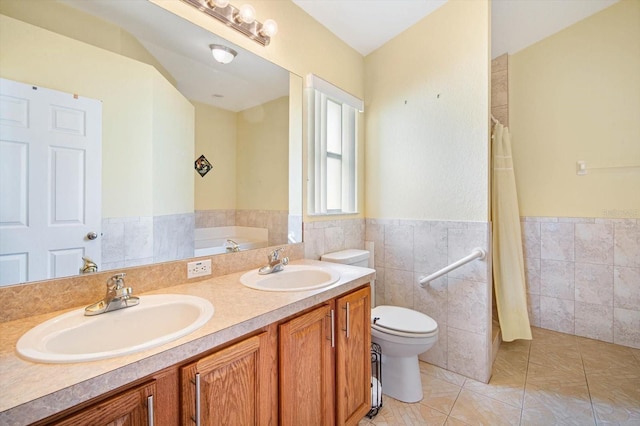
[[268, 247, 284, 262], [107, 273, 127, 290]]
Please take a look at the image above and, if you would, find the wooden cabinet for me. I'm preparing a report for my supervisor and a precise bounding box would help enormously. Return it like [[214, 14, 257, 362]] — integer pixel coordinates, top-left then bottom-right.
[[336, 287, 371, 425], [280, 286, 371, 426], [49, 381, 156, 426], [279, 302, 335, 425], [180, 329, 277, 426]]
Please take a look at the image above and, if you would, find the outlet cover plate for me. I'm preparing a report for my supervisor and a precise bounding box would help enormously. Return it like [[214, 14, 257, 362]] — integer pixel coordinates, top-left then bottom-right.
[[187, 259, 212, 278]]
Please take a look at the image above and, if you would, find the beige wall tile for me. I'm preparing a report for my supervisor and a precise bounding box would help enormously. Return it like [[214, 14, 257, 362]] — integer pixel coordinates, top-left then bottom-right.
[[575, 301, 614, 343]]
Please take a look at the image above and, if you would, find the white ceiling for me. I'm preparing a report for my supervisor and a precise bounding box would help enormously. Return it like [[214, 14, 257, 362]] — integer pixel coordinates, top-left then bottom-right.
[[293, 0, 620, 58], [61, 0, 290, 112], [62, 0, 620, 110]]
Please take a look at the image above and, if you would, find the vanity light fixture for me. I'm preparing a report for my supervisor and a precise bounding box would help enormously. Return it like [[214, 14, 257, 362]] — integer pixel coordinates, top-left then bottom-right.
[[181, 0, 278, 46], [210, 44, 237, 64]]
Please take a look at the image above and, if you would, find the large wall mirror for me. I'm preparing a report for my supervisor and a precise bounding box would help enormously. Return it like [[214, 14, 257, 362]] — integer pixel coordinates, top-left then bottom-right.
[[0, 0, 303, 286]]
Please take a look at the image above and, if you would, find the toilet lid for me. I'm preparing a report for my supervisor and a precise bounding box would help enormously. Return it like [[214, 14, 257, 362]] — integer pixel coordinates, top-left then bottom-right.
[[371, 305, 438, 335]]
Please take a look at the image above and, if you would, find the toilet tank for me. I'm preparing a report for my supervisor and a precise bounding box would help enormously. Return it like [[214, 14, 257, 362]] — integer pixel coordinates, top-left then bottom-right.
[[321, 249, 370, 267], [322, 249, 375, 307]]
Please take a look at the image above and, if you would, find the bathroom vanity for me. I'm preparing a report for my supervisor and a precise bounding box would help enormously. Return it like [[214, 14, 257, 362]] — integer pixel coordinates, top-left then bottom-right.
[[0, 260, 374, 425]]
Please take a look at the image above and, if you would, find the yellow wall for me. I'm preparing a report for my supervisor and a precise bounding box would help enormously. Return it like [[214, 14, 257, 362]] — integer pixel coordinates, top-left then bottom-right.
[[0, 15, 193, 218], [193, 97, 289, 212], [150, 0, 366, 222], [237, 96, 289, 211], [364, 0, 491, 221], [193, 102, 237, 211], [0, 0, 175, 85], [152, 73, 195, 216], [509, 0, 640, 219]]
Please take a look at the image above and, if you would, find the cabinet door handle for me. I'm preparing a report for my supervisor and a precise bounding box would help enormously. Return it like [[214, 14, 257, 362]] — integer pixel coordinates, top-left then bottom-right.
[[342, 302, 350, 338], [194, 373, 201, 426], [330, 309, 335, 348], [147, 395, 154, 426]]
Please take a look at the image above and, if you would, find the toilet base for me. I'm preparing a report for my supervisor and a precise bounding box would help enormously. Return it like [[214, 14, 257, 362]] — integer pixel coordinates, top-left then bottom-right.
[[380, 354, 423, 403]]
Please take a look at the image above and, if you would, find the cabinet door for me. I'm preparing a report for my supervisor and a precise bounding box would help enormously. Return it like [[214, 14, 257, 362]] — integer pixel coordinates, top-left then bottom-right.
[[336, 286, 371, 426], [181, 331, 275, 426], [51, 381, 156, 426], [279, 303, 335, 426]]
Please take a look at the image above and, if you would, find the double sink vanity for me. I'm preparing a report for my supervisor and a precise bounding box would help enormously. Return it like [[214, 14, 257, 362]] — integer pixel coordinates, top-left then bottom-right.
[[0, 258, 375, 425]]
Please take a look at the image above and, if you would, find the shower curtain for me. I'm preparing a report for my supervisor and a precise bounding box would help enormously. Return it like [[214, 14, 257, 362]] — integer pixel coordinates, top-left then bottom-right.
[[492, 122, 532, 341]]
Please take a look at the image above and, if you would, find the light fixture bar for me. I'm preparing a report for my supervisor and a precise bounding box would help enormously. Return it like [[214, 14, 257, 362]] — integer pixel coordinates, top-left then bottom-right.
[[181, 0, 274, 46]]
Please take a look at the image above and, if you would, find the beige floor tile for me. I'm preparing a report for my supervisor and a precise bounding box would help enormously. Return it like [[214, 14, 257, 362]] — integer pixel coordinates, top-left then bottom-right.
[[524, 381, 595, 425], [367, 396, 448, 426], [528, 342, 582, 367], [520, 405, 595, 426], [361, 329, 639, 426], [420, 361, 467, 387], [444, 417, 472, 425], [587, 370, 640, 424], [463, 375, 525, 409], [498, 338, 531, 354], [420, 373, 463, 414], [531, 327, 580, 346], [493, 351, 529, 380], [448, 388, 521, 426], [579, 338, 640, 372], [526, 360, 587, 387]]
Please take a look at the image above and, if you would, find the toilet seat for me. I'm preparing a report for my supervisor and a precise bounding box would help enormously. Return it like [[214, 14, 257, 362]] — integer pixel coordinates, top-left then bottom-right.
[[371, 305, 438, 338]]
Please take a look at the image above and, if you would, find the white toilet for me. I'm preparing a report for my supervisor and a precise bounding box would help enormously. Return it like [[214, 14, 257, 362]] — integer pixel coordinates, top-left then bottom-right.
[[320, 249, 439, 403]]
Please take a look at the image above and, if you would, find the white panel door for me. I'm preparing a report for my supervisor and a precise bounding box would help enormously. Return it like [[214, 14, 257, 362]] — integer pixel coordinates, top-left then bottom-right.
[[0, 78, 102, 285]]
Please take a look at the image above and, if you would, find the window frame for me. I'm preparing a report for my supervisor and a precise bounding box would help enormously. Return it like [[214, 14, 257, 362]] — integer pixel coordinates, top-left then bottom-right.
[[306, 75, 362, 216]]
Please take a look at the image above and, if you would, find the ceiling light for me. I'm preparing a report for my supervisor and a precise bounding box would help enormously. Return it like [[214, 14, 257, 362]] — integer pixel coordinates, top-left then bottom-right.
[[210, 44, 237, 64], [181, 0, 278, 46]]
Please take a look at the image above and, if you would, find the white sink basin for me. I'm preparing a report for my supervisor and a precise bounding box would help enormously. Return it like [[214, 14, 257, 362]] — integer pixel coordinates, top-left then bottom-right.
[[240, 264, 340, 292], [16, 294, 214, 364]]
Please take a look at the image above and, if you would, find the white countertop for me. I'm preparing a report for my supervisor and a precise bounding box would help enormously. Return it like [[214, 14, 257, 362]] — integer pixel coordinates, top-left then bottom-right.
[[0, 260, 374, 424]]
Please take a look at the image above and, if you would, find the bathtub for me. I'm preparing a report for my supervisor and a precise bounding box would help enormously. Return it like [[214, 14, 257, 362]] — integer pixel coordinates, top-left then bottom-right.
[[194, 226, 268, 257]]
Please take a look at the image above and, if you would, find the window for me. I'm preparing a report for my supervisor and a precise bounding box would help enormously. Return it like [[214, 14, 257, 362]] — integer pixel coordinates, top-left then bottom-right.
[[307, 75, 363, 215]]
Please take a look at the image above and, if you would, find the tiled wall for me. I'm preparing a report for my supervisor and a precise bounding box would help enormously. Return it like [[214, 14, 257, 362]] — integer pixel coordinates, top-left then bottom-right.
[[365, 219, 493, 383], [491, 54, 509, 126], [304, 217, 494, 383], [521, 216, 640, 349], [303, 218, 366, 260], [102, 213, 194, 270], [195, 209, 289, 246]]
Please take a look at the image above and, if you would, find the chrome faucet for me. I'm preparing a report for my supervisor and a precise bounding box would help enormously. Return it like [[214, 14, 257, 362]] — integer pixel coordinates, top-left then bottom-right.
[[84, 273, 140, 316], [225, 239, 240, 253], [258, 248, 289, 275]]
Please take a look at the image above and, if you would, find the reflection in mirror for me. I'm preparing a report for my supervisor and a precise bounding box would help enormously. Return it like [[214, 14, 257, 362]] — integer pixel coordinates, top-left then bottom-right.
[[0, 0, 302, 286]]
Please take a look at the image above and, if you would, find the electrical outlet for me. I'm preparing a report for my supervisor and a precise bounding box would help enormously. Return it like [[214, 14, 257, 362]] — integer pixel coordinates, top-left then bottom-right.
[[187, 259, 212, 278]]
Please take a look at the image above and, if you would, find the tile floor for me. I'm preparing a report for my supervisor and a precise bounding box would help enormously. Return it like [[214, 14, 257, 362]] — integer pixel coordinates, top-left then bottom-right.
[[359, 327, 640, 425]]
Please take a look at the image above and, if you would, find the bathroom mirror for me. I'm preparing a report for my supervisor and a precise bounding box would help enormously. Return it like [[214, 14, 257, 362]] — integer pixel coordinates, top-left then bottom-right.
[[0, 0, 302, 285]]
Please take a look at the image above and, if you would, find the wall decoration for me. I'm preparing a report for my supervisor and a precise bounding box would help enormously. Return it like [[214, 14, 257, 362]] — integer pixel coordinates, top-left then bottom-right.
[[195, 154, 212, 177]]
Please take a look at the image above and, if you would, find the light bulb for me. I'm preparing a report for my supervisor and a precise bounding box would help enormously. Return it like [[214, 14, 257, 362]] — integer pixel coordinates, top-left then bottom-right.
[[261, 19, 278, 37], [212, 0, 229, 7], [237, 4, 256, 24]]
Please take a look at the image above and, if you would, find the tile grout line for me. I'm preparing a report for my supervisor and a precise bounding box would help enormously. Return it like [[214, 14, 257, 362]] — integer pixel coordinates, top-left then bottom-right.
[[579, 341, 599, 426], [519, 337, 534, 425]]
